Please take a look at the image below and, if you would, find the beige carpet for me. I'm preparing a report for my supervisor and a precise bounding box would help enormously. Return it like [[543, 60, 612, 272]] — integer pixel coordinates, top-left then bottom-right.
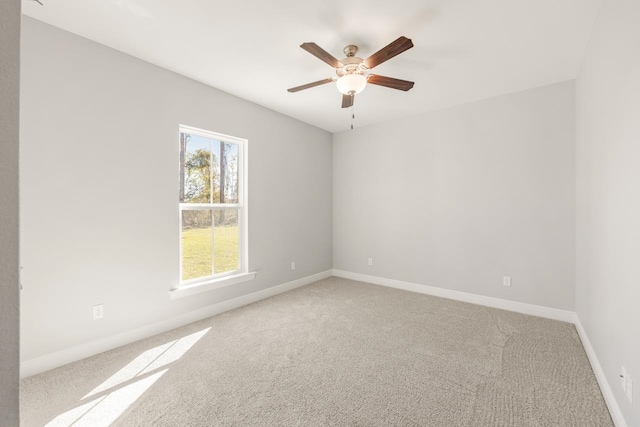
[[21, 277, 613, 426]]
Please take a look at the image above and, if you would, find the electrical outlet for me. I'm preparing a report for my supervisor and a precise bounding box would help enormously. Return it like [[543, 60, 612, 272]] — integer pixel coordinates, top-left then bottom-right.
[[626, 374, 633, 403], [368, 258, 373, 266], [92, 304, 104, 320], [503, 276, 511, 287], [291, 261, 296, 270], [621, 366, 627, 390]]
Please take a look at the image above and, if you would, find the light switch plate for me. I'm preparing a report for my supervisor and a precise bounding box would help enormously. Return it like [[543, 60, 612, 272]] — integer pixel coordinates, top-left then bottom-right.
[[503, 276, 511, 287], [626, 374, 633, 403]]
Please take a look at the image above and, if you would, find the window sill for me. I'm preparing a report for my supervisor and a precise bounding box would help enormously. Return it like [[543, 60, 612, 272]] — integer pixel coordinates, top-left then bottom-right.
[[169, 272, 256, 299]]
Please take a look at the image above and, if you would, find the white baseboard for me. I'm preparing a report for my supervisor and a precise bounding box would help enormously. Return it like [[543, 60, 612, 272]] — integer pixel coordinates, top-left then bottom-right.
[[332, 269, 575, 322], [574, 315, 628, 427], [20, 270, 332, 378]]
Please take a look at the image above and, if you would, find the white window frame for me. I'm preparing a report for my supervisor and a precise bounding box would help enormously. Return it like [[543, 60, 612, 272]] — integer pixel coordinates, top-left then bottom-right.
[[171, 125, 254, 299]]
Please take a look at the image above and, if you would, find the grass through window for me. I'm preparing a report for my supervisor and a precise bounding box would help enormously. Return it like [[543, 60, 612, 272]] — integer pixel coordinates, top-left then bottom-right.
[[181, 226, 238, 280]]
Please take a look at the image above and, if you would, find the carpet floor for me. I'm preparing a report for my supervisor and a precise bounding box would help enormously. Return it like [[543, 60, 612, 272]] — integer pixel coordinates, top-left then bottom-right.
[[21, 277, 613, 426]]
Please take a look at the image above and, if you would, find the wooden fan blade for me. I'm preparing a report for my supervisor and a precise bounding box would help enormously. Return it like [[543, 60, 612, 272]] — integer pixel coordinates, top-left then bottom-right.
[[364, 36, 414, 69], [287, 78, 334, 93], [300, 42, 343, 68], [367, 74, 415, 91], [341, 93, 354, 108]]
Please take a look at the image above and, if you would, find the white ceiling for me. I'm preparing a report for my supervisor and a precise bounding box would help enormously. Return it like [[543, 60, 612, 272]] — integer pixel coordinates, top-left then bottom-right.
[[23, 0, 602, 133]]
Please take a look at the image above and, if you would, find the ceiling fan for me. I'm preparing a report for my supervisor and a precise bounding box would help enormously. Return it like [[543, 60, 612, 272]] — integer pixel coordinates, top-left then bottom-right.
[[288, 36, 415, 108]]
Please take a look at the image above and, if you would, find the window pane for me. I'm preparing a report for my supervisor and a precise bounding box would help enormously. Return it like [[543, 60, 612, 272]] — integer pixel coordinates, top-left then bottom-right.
[[180, 133, 214, 203], [181, 210, 212, 280], [213, 209, 239, 274], [216, 141, 239, 204]]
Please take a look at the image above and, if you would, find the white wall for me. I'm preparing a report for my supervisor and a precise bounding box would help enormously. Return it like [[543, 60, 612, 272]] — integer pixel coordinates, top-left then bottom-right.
[[576, 0, 640, 424], [20, 17, 332, 364], [1, 0, 21, 424], [334, 81, 576, 310]]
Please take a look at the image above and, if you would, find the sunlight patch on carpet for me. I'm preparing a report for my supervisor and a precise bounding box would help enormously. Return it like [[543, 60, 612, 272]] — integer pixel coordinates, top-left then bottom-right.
[[46, 370, 167, 427], [43, 328, 211, 427], [83, 327, 210, 399]]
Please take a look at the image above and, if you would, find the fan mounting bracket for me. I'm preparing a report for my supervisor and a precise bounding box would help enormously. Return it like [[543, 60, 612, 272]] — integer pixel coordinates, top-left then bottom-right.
[[343, 45, 359, 57]]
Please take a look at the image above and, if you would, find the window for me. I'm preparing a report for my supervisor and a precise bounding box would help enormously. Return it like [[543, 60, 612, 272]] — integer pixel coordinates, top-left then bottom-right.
[[177, 125, 250, 291]]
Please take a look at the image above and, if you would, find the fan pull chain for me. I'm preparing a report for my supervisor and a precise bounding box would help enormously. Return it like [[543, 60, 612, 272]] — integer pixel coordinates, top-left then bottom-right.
[[351, 105, 355, 130]]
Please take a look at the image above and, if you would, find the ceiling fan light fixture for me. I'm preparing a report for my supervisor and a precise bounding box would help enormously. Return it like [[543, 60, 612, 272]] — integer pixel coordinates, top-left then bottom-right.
[[336, 74, 367, 95], [289, 37, 415, 110]]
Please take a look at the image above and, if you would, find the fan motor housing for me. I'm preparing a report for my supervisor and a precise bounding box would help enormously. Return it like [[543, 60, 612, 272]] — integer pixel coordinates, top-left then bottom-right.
[[336, 56, 367, 77]]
